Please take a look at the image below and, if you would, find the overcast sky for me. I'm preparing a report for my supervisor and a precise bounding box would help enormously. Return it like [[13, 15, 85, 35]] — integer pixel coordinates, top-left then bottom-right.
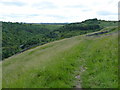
[[0, 0, 119, 23]]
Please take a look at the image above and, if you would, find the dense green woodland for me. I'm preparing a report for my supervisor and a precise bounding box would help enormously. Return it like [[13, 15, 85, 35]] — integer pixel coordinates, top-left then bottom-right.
[[2, 18, 117, 59]]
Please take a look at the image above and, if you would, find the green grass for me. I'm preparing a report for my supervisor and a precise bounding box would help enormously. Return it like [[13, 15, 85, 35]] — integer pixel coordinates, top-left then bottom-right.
[[2, 28, 118, 88], [78, 34, 118, 88]]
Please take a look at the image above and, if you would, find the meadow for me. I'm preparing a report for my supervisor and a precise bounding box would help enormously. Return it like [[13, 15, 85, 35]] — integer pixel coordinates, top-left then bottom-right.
[[2, 27, 118, 88]]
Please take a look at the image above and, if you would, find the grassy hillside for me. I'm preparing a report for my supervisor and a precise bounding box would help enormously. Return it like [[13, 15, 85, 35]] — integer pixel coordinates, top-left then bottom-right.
[[2, 19, 118, 60], [2, 27, 118, 88], [2, 22, 63, 59]]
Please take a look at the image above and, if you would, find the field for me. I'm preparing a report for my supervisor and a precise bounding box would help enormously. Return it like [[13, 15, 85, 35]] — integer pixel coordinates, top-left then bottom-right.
[[2, 27, 118, 88]]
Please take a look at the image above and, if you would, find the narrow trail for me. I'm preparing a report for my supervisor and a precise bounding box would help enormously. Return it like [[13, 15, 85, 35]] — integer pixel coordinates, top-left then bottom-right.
[[74, 30, 118, 89], [75, 65, 86, 89], [86, 30, 118, 37]]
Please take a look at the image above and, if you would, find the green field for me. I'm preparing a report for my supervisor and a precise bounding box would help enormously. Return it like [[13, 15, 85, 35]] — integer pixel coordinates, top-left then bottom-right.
[[2, 26, 118, 88]]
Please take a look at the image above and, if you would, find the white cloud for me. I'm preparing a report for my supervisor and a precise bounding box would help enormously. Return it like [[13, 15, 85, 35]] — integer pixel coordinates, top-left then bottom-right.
[[0, 0, 119, 23]]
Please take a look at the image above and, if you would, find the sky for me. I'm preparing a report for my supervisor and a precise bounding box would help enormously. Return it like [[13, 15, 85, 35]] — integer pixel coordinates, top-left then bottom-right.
[[0, 0, 119, 23]]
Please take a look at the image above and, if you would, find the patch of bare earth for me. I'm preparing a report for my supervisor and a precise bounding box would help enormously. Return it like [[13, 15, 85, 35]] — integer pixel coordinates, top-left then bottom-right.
[[75, 66, 86, 89]]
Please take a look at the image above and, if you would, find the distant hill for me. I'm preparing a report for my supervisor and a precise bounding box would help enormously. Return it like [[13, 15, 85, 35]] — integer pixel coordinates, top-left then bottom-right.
[[30, 23, 69, 25], [2, 22, 63, 59], [52, 18, 117, 38], [2, 18, 118, 59]]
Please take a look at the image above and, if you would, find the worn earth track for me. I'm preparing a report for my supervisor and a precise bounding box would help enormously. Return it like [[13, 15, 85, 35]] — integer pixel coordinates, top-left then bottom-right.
[[74, 30, 118, 88]]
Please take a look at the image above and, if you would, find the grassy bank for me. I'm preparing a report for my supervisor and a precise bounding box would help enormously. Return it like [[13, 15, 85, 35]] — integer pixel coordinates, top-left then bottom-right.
[[2, 29, 118, 88]]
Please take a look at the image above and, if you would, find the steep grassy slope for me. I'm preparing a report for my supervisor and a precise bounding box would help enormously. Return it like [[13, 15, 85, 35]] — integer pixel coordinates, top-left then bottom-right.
[[2, 27, 118, 88]]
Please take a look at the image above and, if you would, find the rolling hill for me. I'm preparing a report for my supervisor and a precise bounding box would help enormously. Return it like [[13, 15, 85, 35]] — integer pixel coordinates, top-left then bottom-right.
[[2, 26, 118, 88], [2, 18, 118, 60]]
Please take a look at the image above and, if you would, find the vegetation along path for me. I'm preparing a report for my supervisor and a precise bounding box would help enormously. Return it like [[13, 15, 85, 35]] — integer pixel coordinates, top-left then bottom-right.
[[2, 27, 118, 88]]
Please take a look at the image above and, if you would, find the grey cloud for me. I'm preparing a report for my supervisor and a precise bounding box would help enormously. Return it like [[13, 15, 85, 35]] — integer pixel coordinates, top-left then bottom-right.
[[32, 1, 58, 9], [0, 1, 26, 6], [97, 11, 117, 16], [65, 4, 86, 8], [1, 14, 41, 18]]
